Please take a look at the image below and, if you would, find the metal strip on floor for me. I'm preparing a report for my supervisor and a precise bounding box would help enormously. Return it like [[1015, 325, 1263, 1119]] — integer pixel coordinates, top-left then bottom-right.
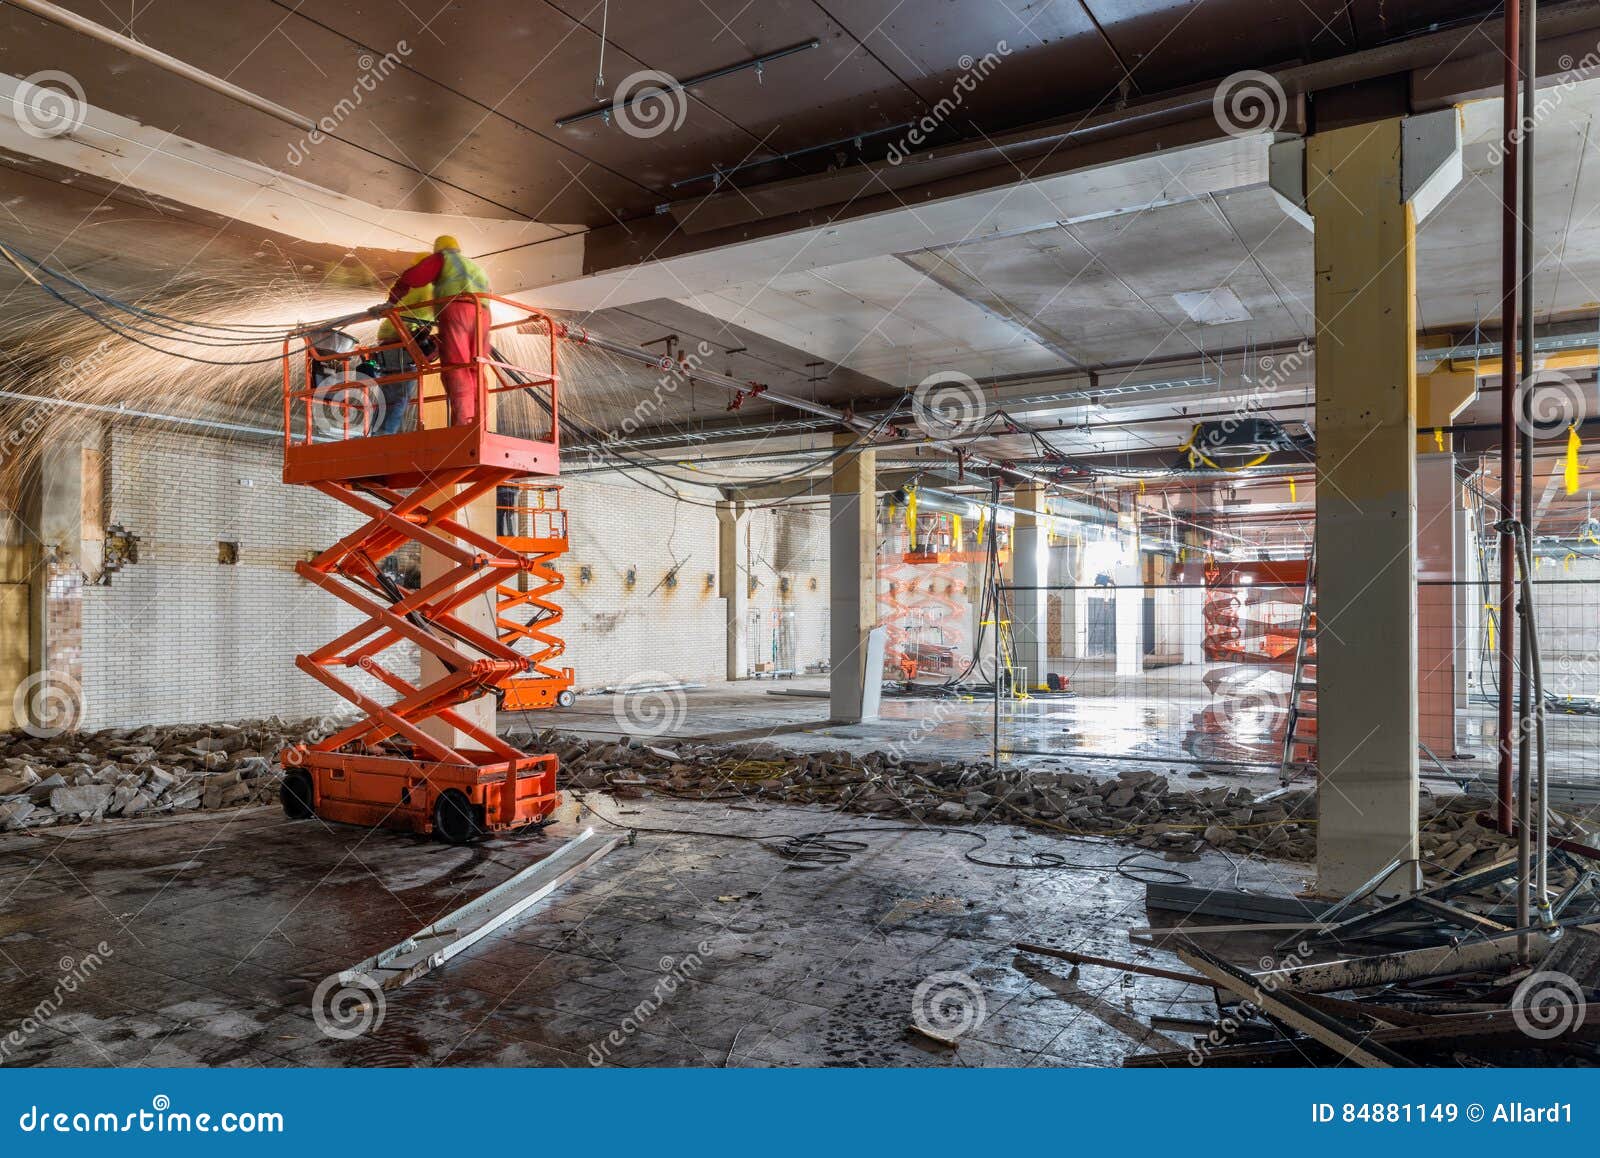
[[343, 826, 623, 992]]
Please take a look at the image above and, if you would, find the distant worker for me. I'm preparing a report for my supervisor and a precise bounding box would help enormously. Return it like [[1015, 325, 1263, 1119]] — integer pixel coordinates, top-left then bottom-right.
[[379, 236, 490, 427], [371, 253, 435, 436]]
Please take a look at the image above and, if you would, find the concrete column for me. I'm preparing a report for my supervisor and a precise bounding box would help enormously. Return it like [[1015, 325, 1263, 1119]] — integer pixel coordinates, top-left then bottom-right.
[[1011, 484, 1048, 690], [419, 375, 495, 748], [1304, 115, 1435, 895], [716, 500, 749, 681], [1417, 453, 1461, 757], [17, 419, 102, 731], [829, 434, 877, 722], [1113, 517, 1142, 678]]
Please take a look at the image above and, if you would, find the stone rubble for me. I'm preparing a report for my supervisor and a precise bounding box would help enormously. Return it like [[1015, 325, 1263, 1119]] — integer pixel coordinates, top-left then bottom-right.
[[3, 721, 1591, 891], [532, 730, 1594, 885], [0, 718, 308, 831]]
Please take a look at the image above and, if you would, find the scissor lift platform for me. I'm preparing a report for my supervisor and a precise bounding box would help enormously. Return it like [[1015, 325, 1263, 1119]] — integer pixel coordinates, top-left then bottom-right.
[[275, 293, 567, 842]]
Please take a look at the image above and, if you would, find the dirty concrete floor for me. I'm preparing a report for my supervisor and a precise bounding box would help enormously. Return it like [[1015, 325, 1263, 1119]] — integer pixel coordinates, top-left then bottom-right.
[[0, 795, 1314, 1067]]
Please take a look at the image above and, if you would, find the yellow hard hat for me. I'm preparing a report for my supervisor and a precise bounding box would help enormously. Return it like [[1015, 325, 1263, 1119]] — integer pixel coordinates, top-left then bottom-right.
[[433, 235, 460, 253]]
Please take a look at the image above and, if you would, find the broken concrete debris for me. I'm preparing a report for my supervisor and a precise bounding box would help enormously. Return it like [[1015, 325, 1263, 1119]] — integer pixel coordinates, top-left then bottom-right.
[[3, 720, 1587, 892], [537, 731, 1579, 881], [0, 718, 303, 830]]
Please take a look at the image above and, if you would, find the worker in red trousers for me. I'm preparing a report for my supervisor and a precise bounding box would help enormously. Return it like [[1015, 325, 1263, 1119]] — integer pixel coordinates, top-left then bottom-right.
[[378, 236, 491, 426]]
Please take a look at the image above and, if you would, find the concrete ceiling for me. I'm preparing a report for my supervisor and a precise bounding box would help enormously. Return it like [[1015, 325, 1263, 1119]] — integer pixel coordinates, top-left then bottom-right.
[[0, 0, 1507, 224], [4, 0, 1598, 491]]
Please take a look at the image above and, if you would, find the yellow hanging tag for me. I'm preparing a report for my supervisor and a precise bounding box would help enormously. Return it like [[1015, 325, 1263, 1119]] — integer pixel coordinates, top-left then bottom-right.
[[1434, 427, 1445, 452], [951, 514, 963, 547], [1484, 604, 1496, 651], [906, 489, 918, 551], [1566, 424, 1581, 495], [976, 508, 987, 545], [1289, 479, 1297, 503]]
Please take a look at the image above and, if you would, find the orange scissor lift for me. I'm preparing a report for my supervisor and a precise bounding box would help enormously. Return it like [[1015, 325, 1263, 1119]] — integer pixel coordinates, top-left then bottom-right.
[[495, 482, 575, 710], [276, 293, 565, 843]]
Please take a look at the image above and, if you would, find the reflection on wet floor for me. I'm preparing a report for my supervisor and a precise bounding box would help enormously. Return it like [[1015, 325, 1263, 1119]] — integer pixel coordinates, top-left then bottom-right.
[[529, 670, 1600, 794]]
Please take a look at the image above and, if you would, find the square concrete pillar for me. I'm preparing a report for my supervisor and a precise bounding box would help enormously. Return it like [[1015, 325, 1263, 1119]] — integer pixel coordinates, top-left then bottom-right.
[[1011, 484, 1048, 690], [1305, 116, 1428, 895], [716, 500, 749, 681], [1417, 453, 1462, 757], [829, 435, 877, 722]]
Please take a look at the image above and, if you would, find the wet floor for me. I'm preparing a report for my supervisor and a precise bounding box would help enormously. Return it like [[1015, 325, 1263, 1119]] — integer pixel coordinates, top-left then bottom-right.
[[0, 796, 1311, 1067]]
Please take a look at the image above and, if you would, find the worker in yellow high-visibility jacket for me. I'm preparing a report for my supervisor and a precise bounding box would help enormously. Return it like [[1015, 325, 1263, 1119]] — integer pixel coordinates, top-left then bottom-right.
[[382, 236, 490, 426]]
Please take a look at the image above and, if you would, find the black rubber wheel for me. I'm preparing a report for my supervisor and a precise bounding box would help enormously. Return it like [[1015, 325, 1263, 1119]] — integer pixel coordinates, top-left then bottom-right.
[[280, 769, 315, 820], [556, 690, 575, 708], [433, 789, 482, 845]]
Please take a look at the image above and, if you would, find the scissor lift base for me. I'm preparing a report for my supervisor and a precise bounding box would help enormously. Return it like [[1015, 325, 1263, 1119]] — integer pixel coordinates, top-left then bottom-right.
[[282, 747, 559, 841]]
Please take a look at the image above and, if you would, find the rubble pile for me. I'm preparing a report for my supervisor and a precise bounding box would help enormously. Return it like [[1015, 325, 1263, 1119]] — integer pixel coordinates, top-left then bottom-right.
[[538, 731, 1592, 880], [0, 718, 310, 831], [6, 720, 1592, 888]]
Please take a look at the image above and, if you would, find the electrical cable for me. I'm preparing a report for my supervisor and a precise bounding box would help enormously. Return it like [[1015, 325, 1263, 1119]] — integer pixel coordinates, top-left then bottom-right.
[[5, 244, 306, 338], [577, 794, 1191, 883]]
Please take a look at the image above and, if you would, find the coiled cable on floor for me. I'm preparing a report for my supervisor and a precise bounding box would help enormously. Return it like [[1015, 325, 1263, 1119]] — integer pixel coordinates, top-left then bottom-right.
[[577, 795, 1192, 884]]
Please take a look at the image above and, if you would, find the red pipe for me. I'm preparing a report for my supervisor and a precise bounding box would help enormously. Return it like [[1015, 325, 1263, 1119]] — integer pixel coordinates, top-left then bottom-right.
[[1497, 0, 1521, 835]]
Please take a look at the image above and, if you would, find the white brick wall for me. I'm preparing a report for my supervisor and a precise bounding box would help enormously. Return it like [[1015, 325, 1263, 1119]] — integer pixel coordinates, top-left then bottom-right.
[[557, 476, 829, 687], [81, 428, 374, 728], [77, 428, 834, 726]]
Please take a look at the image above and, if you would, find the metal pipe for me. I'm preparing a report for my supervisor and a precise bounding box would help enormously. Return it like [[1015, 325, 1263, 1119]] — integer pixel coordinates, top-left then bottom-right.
[[0, 389, 278, 438], [1512, 525, 1554, 923], [4, 0, 315, 132], [668, 120, 916, 191], [1523, 0, 1553, 926], [557, 322, 1092, 499], [1497, 0, 1522, 837], [554, 40, 820, 128], [893, 483, 1111, 526], [1516, 0, 1539, 951]]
